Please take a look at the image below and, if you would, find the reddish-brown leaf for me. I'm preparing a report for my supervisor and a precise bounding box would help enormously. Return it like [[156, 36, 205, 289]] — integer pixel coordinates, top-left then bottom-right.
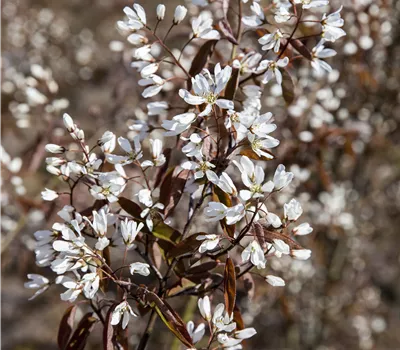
[[186, 261, 219, 275], [224, 257, 236, 316], [58, 305, 77, 350], [260, 224, 303, 250], [159, 168, 190, 217], [189, 40, 218, 82], [224, 67, 240, 101], [240, 146, 276, 161], [167, 233, 203, 259], [218, 19, 239, 45], [281, 68, 295, 105], [290, 39, 313, 60], [118, 197, 142, 219], [66, 313, 97, 350], [233, 305, 245, 330], [103, 304, 118, 350]]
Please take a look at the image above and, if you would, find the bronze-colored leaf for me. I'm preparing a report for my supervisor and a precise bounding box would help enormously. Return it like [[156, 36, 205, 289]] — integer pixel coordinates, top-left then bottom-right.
[[66, 313, 97, 350], [58, 305, 77, 350], [281, 68, 295, 105], [233, 305, 245, 330], [218, 19, 239, 45], [252, 221, 266, 248], [240, 146, 276, 161], [167, 233, 203, 259], [260, 224, 303, 250], [186, 261, 219, 275], [103, 304, 118, 350], [118, 197, 142, 219], [152, 220, 181, 245], [159, 168, 190, 217], [189, 40, 218, 82], [224, 257, 236, 316], [145, 293, 194, 348], [290, 39, 313, 60], [224, 67, 240, 101]]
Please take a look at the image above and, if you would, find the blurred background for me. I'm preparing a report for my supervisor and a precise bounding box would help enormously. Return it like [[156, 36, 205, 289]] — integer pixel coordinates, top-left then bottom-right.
[[2, 0, 400, 349]]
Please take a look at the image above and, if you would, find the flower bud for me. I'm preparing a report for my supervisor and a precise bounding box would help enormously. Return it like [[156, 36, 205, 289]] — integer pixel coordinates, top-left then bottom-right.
[[46, 165, 62, 176], [41, 188, 59, 201], [156, 4, 165, 21], [45, 144, 66, 154], [63, 113, 75, 132], [173, 5, 187, 24]]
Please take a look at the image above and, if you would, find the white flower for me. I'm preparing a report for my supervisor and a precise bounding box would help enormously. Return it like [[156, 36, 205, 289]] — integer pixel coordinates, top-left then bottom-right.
[[139, 75, 166, 98], [63, 113, 76, 132], [90, 173, 126, 203], [130, 262, 151, 276], [265, 275, 285, 286], [258, 30, 283, 53], [85, 208, 110, 250], [45, 144, 65, 154], [127, 33, 148, 46], [121, 218, 144, 248], [196, 234, 220, 253], [241, 240, 266, 269], [81, 272, 100, 299], [272, 239, 290, 255], [248, 133, 280, 159], [293, 222, 313, 236], [274, 6, 291, 23], [212, 303, 236, 332], [99, 131, 116, 153], [187, 321, 205, 344], [273, 164, 294, 190], [162, 112, 197, 136], [156, 4, 166, 20], [111, 301, 137, 329], [233, 155, 274, 201], [204, 202, 245, 225], [291, 249, 312, 260], [192, 12, 220, 40], [181, 133, 203, 158], [242, 2, 265, 27], [234, 327, 257, 339], [284, 198, 303, 221], [294, 0, 329, 9], [138, 189, 165, 231], [122, 3, 146, 30], [311, 40, 337, 74], [240, 112, 277, 139], [210, 172, 237, 195], [173, 5, 187, 24], [147, 101, 168, 116], [106, 136, 142, 165], [140, 63, 159, 78], [141, 139, 165, 167], [24, 274, 50, 300], [265, 211, 282, 228], [41, 188, 58, 201], [181, 155, 216, 181], [322, 6, 346, 42], [259, 57, 289, 85], [179, 63, 233, 116], [198, 296, 212, 321]]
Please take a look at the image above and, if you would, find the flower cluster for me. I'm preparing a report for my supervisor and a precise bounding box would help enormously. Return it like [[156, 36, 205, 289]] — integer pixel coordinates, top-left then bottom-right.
[[24, 1, 346, 349]]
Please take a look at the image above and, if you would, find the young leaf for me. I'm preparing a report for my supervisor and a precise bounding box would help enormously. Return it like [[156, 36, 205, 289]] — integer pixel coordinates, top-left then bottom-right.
[[224, 67, 240, 101], [145, 292, 194, 348], [167, 233, 203, 259], [58, 305, 77, 350], [233, 305, 245, 331], [218, 19, 239, 45], [159, 168, 190, 218], [189, 40, 218, 81], [103, 304, 118, 350], [66, 312, 97, 350], [118, 197, 142, 219], [290, 39, 313, 60], [281, 69, 295, 105], [240, 146, 276, 161], [224, 257, 236, 316]]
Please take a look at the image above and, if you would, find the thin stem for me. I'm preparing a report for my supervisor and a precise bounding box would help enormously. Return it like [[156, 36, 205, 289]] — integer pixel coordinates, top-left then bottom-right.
[[178, 35, 195, 62], [137, 310, 157, 350], [231, 0, 243, 59]]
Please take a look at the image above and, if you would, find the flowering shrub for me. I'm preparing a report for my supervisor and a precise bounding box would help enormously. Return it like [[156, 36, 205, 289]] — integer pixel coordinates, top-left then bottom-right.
[[23, 1, 346, 349]]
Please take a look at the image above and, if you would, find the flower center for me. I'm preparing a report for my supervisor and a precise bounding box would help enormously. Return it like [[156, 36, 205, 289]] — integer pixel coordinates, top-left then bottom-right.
[[205, 93, 218, 105]]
